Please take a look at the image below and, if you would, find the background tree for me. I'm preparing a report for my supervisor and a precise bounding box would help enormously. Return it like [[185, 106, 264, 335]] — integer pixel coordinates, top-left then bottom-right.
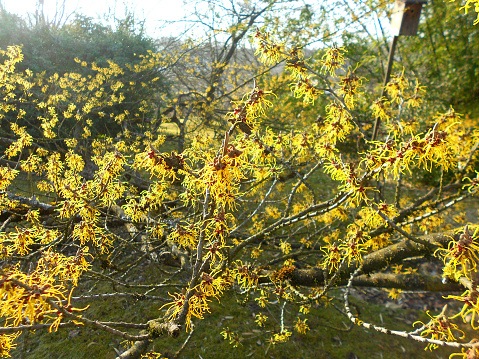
[[0, 2, 170, 155], [330, 0, 479, 114]]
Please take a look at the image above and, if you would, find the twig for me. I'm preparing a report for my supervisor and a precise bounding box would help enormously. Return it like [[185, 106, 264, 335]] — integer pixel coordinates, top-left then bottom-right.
[[343, 267, 473, 350]]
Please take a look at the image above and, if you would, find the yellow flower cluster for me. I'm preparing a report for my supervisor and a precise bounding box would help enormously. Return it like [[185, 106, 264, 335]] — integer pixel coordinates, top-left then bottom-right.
[[231, 260, 261, 290], [0, 332, 20, 358], [364, 117, 459, 179], [437, 226, 479, 281], [413, 313, 464, 351], [0, 266, 66, 329], [252, 30, 285, 66], [163, 271, 232, 331], [456, 0, 479, 24], [321, 46, 346, 77], [294, 318, 310, 334]]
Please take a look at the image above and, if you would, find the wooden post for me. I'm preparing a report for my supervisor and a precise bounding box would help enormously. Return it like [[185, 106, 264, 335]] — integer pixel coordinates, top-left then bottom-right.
[[371, 0, 427, 142]]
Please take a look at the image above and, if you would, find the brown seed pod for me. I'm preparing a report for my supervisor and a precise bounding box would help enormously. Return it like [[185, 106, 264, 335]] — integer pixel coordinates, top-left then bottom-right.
[[237, 121, 252, 135]]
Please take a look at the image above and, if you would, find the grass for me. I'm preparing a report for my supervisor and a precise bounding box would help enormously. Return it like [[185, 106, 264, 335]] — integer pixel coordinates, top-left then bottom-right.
[[151, 292, 459, 359], [11, 269, 464, 359]]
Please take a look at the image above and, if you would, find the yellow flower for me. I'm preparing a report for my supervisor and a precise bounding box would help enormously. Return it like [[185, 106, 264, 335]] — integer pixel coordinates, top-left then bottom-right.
[[168, 223, 198, 249], [321, 244, 342, 273], [265, 205, 281, 219], [450, 348, 479, 359], [141, 353, 165, 359], [457, 0, 479, 24], [407, 81, 426, 108], [255, 290, 269, 308], [321, 46, 346, 77], [220, 327, 242, 347], [251, 246, 263, 259], [299, 238, 312, 248], [279, 240, 292, 254], [294, 318, 310, 334], [338, 70, 363, 108], [64, 138, 78, 148], [299, 304, 310, 314], [339, 236, 367, 265], [413, 312, 464, 351], [0, 167, 18, 191], [463, 171, 479, 193], [290, 78, 320, 104], [286, 58, 307, 80], [371, 98, 390, 122], [385, 70, 407, 102], [386, 288, 402, 300], [6, 45, 24, 63], [272, 329, 292, 343], [436, 226, 479, 281], [161, 292, 185, 322], [232, 261, 260, 290], [0, 332, 20, 357], [255, 313, 268, 327], [198, 272, 231, 301], [252, 30, 284, 66], [445, 290, 479, 329]]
